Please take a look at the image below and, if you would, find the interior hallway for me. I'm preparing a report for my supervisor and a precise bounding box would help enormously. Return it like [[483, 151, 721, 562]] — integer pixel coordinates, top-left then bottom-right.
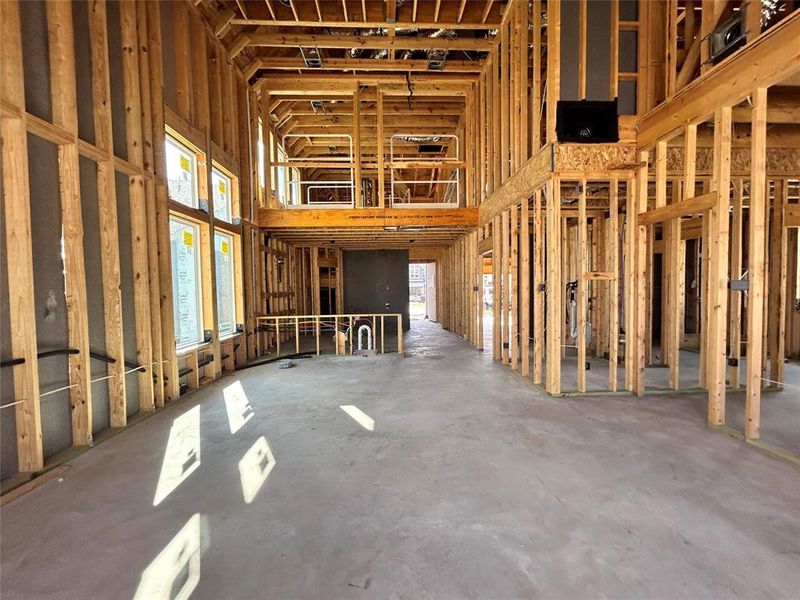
[[1, 320, 798, 600]]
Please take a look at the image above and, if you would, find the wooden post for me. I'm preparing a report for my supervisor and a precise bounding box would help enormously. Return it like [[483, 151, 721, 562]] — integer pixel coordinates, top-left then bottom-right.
[[545, 178, 562, 393], [532, 189, 544, 384], [492, 214, 502, 360], [520, 198, 530, 377], [397, 314, 403, 354], [501, 209, 511, 365], [510, 206, 519, 370], [381, 315, 385, 354], [377, 87, 385, 207], [295, 317, 300, 354], [310, 247, 320, 315], [315, 316, 320, 355], [706, 106, 732, 426], [767, 180, 788, 387], [608, 177, 619, 391], [353, 86, 362, 207], [577, 180, 588, 392], [633, 155, 649, 396], [546, 0, 560, 144]]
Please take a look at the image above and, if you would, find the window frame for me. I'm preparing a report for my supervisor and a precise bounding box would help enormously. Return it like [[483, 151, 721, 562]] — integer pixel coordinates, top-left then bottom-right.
[[165, 134, 200, 209], [169, 214, 205, 351], [214, 230, 237, 339]]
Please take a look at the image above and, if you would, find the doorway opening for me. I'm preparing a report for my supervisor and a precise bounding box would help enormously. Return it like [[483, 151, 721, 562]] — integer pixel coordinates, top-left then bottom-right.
[[409, 263, 436, 321]]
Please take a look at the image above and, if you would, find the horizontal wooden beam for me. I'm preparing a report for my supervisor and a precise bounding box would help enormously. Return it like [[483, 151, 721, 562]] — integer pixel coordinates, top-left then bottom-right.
[[231, 32, 493, 57], [637, 12, 800, 149], [637, 192, 716, 226], [260, 207, 479, 228], [230, 19, 501, 30], [245, 57, 484, 78]]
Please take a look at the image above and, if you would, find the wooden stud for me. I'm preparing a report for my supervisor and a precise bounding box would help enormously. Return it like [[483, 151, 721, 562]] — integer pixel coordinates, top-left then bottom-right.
[[501, 209, 511, 365], [492, 214, 502, 360], [545, 178, 562, 394], [520, 197, 530, 377], [47, 0, 94, 445], [0, 0, 44, 471], [577, 180, 587, 392], [608, 178, 619, 391]]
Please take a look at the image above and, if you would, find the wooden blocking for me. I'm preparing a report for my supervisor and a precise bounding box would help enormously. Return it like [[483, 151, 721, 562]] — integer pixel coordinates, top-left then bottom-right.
[[185, 351, 200, 390], [706, 106, 733, 426], [520, 199, 530, 377]]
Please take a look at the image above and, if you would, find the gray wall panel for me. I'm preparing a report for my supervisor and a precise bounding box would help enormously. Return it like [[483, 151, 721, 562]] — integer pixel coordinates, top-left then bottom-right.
[[73, 0, 96, 145], [79, 157, 110, 434], [586, 0, 612, 101], [344, 250, 410, 332], [161, 3, 178, 111], [19, 0, 52, 123], [106, 0, 128, 161], [559, 0, 580, 101], [28, 135, 72, 458]]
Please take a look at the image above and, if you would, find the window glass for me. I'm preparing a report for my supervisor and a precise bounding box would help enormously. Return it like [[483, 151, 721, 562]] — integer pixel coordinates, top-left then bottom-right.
[[257, 119, 266, 191], [215, 232, 236, 338], [165, 136, 198, 208], [170, 216, 203, 349], [212, 167, 232, 222], [276, 145, 288, 205]]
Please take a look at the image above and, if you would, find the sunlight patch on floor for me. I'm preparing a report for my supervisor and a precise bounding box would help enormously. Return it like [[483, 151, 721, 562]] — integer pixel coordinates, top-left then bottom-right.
[[153, 406, 201, 506], [339, 405, 375, 431], [133, 513, 202, 600], [238, 436, 276, 504], [223, 380, 254, 434]]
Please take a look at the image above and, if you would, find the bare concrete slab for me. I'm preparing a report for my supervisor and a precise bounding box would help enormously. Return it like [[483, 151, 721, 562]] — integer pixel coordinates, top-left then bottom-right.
[[1, 320, 799, 599]]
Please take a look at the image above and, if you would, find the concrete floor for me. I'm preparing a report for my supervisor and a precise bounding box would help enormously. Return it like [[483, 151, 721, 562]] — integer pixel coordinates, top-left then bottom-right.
[[483, 314, 800, 456], [2, 320, 799, 599]]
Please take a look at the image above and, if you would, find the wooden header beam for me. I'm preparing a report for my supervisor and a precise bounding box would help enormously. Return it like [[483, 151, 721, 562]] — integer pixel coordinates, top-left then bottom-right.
[[259, 207, 479, 229], [637, 192, 716, 226], [637, 12, 800, 149]]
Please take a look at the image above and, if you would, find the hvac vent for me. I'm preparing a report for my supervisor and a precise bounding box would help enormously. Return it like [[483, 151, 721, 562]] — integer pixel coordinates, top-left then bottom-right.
[[418, 144, 444, 153], [301, 47, 323, 68], [709, 9, 747, 64]]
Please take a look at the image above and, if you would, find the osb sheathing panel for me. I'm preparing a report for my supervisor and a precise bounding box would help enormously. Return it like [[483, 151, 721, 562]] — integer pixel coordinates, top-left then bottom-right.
[[662, 147, 800, 177]]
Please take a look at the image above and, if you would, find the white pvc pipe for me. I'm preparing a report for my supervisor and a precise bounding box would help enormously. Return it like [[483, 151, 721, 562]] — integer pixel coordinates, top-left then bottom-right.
[[357, 324, 372, 351]]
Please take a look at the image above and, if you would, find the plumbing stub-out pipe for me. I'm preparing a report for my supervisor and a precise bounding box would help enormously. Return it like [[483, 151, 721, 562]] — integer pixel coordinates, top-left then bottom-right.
[[357, 325, 373, 351]]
